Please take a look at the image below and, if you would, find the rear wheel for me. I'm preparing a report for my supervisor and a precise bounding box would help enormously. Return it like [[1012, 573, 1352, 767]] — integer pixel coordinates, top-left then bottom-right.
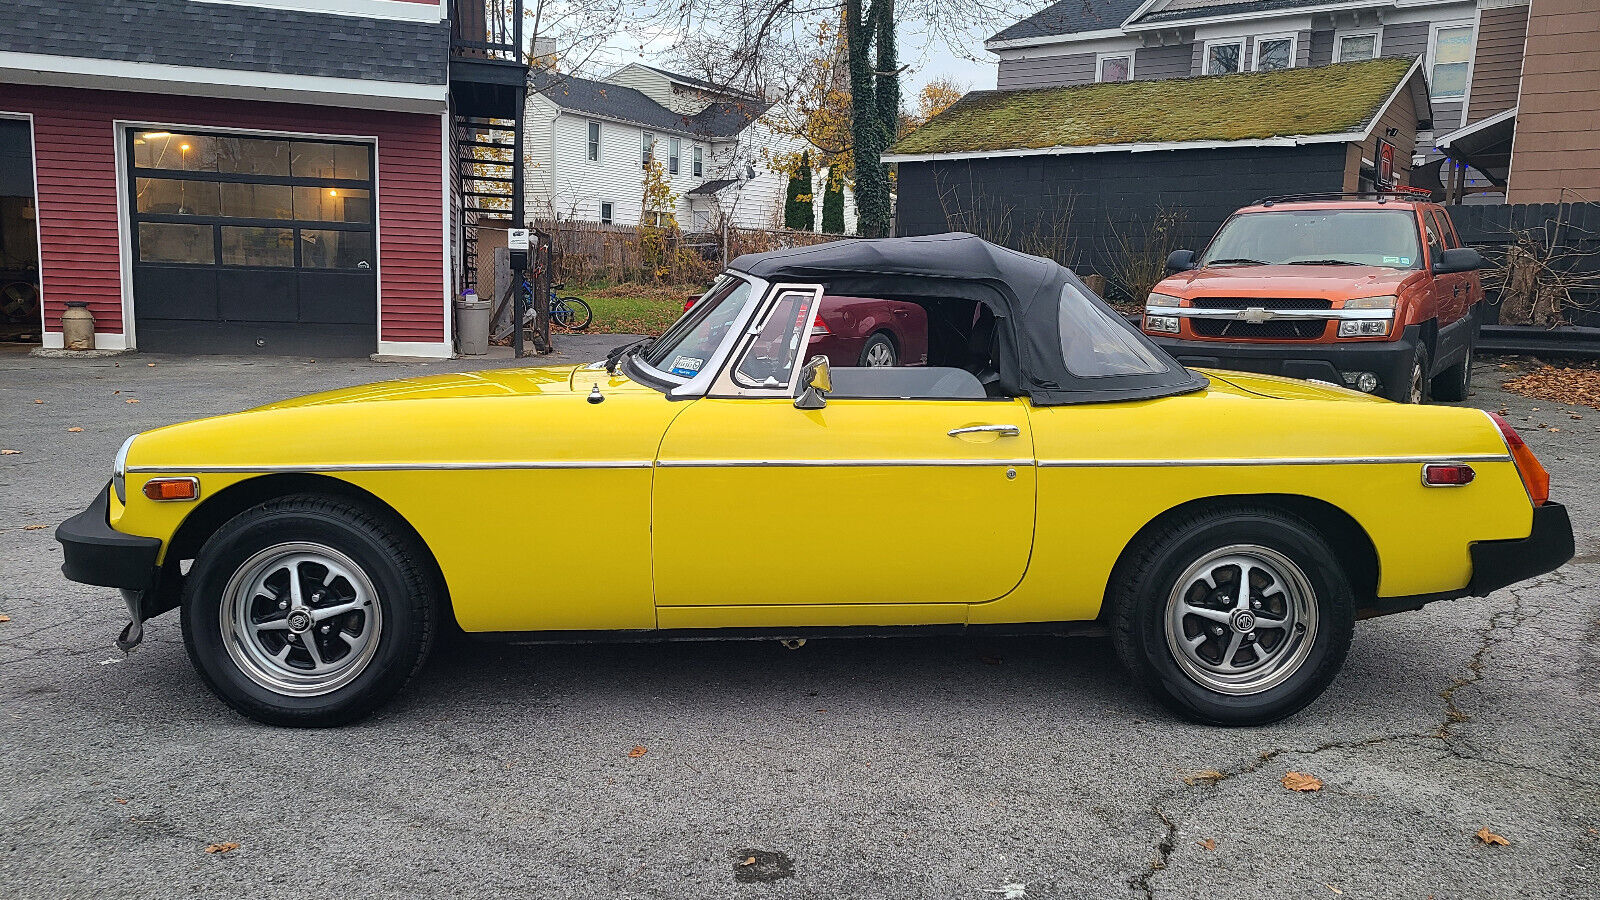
[[557, 297, 593, 330], [1109, 507, 1355, 725], [181, 495, 437, 727], [859, 332, 897, 367]]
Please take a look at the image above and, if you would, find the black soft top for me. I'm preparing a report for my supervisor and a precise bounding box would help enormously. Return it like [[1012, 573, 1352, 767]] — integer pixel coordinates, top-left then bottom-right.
[[730, 233, 1207, 405]]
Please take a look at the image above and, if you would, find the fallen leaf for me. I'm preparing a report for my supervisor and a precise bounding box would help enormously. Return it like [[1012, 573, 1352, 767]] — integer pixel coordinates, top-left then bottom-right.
[[67, 427, 83, 432], [114, 797, 127, 804], [1198, 838, 1216, 851], [33, 399, 42, 403], [1282, 772, 1324, 792], [0, 614, 10, 623], [627, 745, 647, 758], [1475, 827, 1509, 846], [147, 362, 156, 367], [979, 655, 1003, 665], [204, 842, 240, 854], [1327, 885, 1344, 895], [125, 398, 140, 404], [739, 856, 756, 867], [1, 449, 19, 455], [23, 524, 46, 531], [1181, 769, 1226, 786]]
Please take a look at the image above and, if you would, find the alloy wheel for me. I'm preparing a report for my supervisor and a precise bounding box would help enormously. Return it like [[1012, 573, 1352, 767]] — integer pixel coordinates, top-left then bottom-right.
[[1163, 544, 1318, 695]]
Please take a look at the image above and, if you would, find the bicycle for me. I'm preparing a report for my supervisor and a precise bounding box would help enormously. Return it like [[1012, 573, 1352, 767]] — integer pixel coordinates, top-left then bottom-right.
[[520, 278, 592, 331]]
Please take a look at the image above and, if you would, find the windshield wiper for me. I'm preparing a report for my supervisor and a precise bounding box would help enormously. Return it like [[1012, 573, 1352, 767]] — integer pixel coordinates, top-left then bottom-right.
[[1283, 258, 1364, 266], [605, 337, 652, 375], [1205, 258, 1268, 267]]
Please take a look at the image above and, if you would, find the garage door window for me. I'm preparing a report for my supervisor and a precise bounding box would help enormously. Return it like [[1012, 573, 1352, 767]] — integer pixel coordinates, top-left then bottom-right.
[[130, 130, 373, 270]]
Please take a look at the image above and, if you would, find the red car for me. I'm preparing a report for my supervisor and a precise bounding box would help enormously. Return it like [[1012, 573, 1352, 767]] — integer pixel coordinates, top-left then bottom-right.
[[684, 294, 928, 367]]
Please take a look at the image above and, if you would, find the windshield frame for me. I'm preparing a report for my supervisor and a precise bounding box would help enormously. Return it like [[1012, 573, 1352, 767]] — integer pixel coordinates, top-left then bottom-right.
[[624, 272, 771, 398], [1198, 207, 1425, 270]]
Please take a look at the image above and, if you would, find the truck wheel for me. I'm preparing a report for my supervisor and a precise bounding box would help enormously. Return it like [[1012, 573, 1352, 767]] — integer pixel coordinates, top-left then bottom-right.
[[1388, 343, 1431, 404], [1109, 506, 1355, 726], [1431, 341, 1473, 402], [181, 495, 437, 727]]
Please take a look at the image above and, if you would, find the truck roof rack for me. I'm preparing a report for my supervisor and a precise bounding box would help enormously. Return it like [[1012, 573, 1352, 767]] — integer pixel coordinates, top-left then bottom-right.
[[1252, 187, 1434, 206]]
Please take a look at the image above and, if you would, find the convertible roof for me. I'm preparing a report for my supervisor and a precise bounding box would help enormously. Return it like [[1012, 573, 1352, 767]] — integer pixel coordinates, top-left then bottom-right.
[[729, 233, 1206, 405]]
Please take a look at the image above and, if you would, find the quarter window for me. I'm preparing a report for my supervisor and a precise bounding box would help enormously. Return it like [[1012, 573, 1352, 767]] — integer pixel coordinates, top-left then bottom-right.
[[1431, 25, 1474, 99], [1205, 40, 1244, 75], [587, 121, 600, 161]]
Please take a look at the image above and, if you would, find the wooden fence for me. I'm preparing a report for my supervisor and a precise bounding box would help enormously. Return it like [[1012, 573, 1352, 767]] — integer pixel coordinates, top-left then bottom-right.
[[537, 219, 844, 286]]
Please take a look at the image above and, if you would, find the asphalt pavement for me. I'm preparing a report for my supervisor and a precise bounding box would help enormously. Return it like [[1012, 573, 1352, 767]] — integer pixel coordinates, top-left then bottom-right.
[[1, 342, 1596, 900]]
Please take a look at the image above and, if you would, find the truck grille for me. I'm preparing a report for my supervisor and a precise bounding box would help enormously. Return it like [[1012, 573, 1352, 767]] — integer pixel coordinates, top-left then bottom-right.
[[1188, 298, 1334, 310], [1190, 319, 1329, 340]]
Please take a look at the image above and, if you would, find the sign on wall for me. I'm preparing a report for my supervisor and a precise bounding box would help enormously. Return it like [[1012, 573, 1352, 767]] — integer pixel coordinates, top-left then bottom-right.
[[1376, 139, 1396, 189]]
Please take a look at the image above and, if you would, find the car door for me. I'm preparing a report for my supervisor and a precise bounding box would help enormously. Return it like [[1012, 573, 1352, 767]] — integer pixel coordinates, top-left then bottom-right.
[[1427, 209, 1471, 360], [651, 284, 1037, 627]]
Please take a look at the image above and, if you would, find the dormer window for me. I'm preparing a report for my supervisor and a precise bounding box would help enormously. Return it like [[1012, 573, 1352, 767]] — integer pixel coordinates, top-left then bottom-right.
[[1204, 39, 1244, 75], [1253, 34, 1296, 72], [1097, 52, 1133, 83]]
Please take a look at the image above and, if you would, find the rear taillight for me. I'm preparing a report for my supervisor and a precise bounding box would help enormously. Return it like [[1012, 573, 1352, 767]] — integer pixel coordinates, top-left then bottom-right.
[[809, 313, 830, 338], [1488, 412, 1550, 506]]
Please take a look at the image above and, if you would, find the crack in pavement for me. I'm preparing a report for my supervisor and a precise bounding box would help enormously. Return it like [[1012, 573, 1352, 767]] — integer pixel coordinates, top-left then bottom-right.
[[1127, 578, 1561, 898]]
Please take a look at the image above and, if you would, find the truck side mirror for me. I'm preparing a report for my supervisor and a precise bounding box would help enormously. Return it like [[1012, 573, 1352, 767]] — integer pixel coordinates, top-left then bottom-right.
[[1166, 249, 1197, 272], [1433, 247, 1485, 275]]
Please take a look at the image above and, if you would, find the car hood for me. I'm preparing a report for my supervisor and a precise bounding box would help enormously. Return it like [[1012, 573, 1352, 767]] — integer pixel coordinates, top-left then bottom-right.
[[253, 363, 651, 409], [1198, 368, 1385, 403], [1160, 265, 1419, 298]]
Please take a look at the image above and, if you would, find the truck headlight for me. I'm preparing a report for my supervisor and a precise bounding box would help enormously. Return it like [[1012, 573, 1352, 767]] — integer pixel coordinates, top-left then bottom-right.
[[1145, 293, 1182, 333], [112, 434, 137, 504], [1338, 295, 1396, 338]]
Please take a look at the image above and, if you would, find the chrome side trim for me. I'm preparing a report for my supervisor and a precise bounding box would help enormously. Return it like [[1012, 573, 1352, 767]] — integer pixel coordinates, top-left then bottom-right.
[[126, 461, 655, 474], [1037, 454, 1511, 468], [656, 458, 1035, 468]]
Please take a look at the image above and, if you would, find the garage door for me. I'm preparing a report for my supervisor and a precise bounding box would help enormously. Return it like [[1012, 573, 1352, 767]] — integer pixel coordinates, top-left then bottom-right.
[[129, 129, 377, 355]]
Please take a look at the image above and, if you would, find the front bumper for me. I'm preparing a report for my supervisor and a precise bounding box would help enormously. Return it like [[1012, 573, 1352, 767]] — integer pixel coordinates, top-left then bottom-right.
[[1148, 325, 1419, 392], [1361, 502, 1575, 617], [56, 484, 165, 651]]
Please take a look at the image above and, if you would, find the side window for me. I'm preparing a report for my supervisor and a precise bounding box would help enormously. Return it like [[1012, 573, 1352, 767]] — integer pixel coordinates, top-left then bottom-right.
[[1421, 212, 1444, 259], [1432, 211, 1460, 249]]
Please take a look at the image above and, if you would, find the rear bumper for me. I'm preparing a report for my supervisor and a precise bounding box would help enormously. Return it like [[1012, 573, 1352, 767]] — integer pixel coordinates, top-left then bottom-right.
[[1361, 502, 1575, 618], [1149, 325, 1419, 392]]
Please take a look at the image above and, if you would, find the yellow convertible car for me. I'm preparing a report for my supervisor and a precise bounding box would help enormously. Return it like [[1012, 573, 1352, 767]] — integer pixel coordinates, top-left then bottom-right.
[[58, 234, 1572, 727]]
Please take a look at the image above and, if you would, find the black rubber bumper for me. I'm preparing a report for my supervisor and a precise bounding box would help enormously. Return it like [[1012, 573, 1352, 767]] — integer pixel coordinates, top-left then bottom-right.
[[1468, 501, 1575, 597], [1148, 326, 1419, 391], [55, 484, 162, 591]]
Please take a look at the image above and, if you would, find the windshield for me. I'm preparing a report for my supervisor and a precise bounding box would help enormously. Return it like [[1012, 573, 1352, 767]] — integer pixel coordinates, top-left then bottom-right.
[[641, 275, 751, 378], [1200, 209, 1423, 268]]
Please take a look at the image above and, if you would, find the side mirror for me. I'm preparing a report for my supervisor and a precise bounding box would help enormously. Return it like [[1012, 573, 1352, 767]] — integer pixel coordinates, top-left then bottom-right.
[[1166, 249, 1197, 272], [1433, 247, 1485, 274], [794, 355, 832, 409]]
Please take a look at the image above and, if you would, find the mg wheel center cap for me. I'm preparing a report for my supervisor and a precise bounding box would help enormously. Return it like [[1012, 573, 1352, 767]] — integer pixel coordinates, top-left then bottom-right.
[[286, 609, 313, 634], [1230, 610, 1257, 634]]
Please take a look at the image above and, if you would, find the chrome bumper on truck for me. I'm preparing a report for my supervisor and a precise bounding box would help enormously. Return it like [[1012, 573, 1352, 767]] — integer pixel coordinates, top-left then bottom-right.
[[55, 483, 164, 651]]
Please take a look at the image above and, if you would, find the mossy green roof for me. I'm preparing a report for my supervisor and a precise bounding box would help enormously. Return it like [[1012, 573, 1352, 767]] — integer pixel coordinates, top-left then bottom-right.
[[891, 56, 1417, 157]]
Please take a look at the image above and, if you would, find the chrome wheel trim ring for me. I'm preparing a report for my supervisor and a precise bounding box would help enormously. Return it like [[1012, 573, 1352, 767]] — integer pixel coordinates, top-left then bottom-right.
[[1163, 543, 1319, 696], [864, 340, 895, 367], [219, 542, 384, 697]]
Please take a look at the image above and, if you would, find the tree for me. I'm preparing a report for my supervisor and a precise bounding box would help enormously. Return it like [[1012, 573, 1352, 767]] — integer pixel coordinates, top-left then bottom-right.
[[785, 151, 816, 230], [903, 76, 966, 132], [640, 157, 679, 281], [821, 165, 846, 234]]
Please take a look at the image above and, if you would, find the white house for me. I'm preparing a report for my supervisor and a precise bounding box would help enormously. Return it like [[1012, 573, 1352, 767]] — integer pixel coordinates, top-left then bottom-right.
[[523, 64, 855, 232]]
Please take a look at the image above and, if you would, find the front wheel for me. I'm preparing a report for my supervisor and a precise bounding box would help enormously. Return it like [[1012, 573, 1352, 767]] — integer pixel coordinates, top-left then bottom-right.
[[181, 495, 438, 726], [1109, 507, 1355, 725], [556, 297, 592, 330], [1387, 342, 1431, 404], [1432, 339, 1474, 402]]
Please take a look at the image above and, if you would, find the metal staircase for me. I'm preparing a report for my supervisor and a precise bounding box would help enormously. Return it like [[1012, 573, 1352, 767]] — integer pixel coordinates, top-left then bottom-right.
[[455, 117, 518, 291]]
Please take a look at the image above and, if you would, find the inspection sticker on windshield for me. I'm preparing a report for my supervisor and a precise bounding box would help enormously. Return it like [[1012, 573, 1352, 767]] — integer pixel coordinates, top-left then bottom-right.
[[669, 356, 704, 377], [1383, 256, 1410, 266]]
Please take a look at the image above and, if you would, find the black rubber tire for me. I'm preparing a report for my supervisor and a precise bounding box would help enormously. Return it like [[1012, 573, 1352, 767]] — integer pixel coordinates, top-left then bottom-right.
[[858, 332, 897, 367], [559, 297, 593, 330], [1387, 341, 1432, 404], [181, 495, 437, 727], [1108, 506, 1355, 726], [1431, 342, 1473, 402]]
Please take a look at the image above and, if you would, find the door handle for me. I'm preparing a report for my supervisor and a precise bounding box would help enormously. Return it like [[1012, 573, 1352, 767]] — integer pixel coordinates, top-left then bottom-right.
[[948, 424, 1021, 437]]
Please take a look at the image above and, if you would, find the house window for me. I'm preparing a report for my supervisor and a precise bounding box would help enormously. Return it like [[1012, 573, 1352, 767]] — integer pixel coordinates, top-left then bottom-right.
[[1205, 40, 1244, 75], [642, 132, 654, 169], [1430, 24, 1475, 99], [1097, 52, 1132, 83], [669, 137, 681, 175], [600, 201, 613, 224], [1253, 34, 1295, 72], [1335, 32, 1380, 62], [587, 121, 600, 161], [692, 145, 703, 177]]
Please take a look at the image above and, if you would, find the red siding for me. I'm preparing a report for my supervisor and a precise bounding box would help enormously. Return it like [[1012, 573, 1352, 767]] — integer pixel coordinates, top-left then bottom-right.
[[0, 85, 444, 344]]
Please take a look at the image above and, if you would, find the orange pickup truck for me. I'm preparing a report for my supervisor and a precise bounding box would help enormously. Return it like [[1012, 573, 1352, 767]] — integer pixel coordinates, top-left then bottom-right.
[[1142, 193, 1486, 403]]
